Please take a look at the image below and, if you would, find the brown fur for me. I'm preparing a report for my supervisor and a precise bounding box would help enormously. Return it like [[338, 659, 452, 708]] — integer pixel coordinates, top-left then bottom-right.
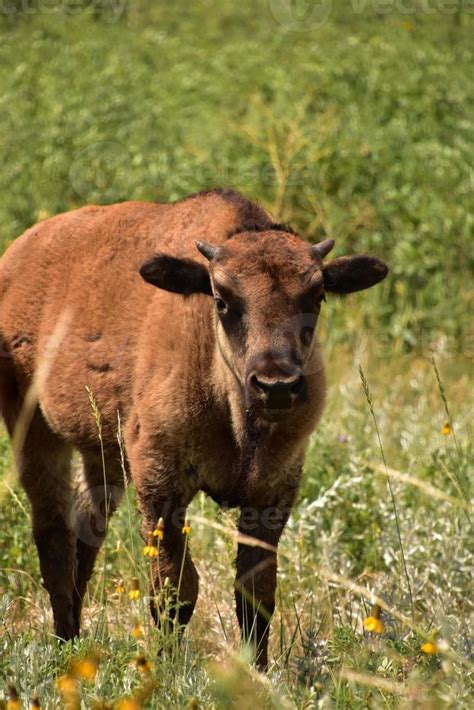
[[0, 189, 387, 667]]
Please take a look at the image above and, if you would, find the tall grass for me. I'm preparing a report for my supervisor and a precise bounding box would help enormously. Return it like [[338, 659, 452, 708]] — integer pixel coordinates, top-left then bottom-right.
[[358, 365, 414, 621], [1, 353, 472, 707]]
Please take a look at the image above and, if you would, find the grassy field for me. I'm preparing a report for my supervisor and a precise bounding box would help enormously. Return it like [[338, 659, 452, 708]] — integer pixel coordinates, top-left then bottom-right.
[[0, 352, 471, 707], [0, 1, 473, 708]]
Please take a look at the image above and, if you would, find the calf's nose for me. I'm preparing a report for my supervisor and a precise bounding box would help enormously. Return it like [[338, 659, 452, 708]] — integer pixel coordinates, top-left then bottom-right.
[[248, 372, 304, 409]]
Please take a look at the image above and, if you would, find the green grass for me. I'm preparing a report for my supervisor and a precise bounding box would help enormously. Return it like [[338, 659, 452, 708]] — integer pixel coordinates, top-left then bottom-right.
[[1, 352, 472, 708], [0, 1, 473, 707]]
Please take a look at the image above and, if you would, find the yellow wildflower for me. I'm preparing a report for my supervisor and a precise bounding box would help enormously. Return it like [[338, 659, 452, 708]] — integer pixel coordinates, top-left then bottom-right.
[[152, 517, 165, 541], [182, 519, 192, 535], [441, 422, 452, 436], [363, 603, 383, 633], [131, 624, 144, 639], [30, 696, 41, 710], [70, 657, 98, 681], [7, 685, 21, 710], [421, 641, 439, 655], [401, 20, 414, 32], [142, 532, 158, 557], [56, 675, 78, 696], [116, 698, 142, 710], [136, 656, 153, 674], [363, 616, 383, 633], [116, 579, 125, 594], [143, 546, 158, 557], [128, 577, 140, 600]]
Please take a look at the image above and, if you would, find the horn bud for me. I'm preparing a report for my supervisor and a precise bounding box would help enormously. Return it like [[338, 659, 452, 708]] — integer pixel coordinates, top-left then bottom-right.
[[311, 239, 335, 260], [196, 241, 221, 261]]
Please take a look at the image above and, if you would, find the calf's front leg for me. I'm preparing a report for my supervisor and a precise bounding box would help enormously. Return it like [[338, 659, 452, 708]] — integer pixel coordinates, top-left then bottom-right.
[[235, 494, 295, 670], [135, 488, 199, 631]]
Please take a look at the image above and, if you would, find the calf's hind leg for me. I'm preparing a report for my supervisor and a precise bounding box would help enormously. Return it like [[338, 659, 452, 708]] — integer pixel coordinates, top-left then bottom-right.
[[71, 450, 125, 632], [127, 427, 199, 637], [16, 409, 77, 640]]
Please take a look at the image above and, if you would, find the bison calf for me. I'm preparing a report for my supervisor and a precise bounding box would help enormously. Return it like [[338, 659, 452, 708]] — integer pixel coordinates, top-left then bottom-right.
[[0, 188, 387, 667]]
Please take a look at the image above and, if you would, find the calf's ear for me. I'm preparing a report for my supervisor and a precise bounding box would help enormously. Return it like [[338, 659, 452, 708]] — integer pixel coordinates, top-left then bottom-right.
[[323, 255, 388, 294], [139, 254, 212, 296]]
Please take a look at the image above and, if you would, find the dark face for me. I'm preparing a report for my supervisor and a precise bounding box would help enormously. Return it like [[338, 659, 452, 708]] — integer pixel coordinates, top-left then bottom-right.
[[140, 229, 388, 422]]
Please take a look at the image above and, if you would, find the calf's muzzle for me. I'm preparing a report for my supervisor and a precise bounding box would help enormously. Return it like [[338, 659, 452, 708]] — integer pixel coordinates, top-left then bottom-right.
[[249, 373, 304, 410]]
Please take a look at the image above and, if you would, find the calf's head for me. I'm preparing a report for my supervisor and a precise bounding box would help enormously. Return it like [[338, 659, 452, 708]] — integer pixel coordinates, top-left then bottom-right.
[[140, 227, 387, 421]]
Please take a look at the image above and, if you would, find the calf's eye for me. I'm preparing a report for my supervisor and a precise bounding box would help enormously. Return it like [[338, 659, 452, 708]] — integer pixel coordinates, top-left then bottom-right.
[[214, 297, 227, 314]]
